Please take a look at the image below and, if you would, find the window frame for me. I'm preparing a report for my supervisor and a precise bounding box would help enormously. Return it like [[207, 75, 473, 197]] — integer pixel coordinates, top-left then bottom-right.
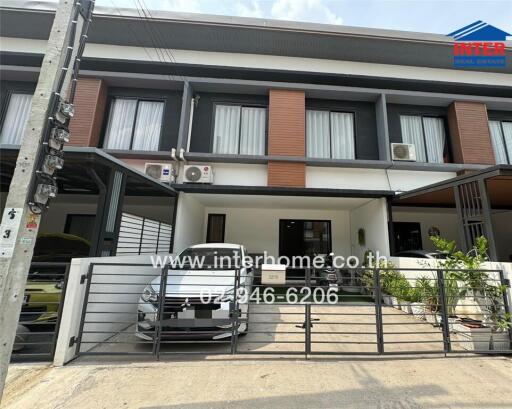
[[488, 119, 512, 164], [211, 101, 268, 155], [101, 95, 166, 151], [399, 113, 449, 164], [305, 108, 357, 160], [0, 89, 34, 144]]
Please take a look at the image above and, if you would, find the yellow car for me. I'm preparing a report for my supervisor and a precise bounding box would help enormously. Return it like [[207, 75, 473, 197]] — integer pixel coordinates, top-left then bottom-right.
[[14, 234, 90, 353], [21, 280, 63, 326]]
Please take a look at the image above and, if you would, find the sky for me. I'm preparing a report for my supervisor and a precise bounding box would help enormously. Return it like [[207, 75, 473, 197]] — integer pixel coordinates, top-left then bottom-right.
[[95, 0, 512, 35]]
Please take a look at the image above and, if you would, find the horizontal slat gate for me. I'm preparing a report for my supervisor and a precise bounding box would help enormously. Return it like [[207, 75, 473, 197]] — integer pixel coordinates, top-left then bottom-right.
[[74, 265, 512, 359]]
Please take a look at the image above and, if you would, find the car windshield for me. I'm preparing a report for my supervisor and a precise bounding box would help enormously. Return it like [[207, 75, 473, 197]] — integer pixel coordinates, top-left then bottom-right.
[[174, 247, 242, 269]]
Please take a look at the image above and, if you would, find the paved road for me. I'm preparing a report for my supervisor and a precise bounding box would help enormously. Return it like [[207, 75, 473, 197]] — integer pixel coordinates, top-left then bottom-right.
[[3, 356, 512, 408]]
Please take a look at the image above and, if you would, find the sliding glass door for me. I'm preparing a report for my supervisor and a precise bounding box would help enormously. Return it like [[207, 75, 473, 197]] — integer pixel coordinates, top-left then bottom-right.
[[279, 220, 332, 258]]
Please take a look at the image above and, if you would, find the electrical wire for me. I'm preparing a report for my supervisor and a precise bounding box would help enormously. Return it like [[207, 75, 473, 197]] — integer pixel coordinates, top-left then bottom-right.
[[132, 0, 185, 81], [109, 0, 157, 64]]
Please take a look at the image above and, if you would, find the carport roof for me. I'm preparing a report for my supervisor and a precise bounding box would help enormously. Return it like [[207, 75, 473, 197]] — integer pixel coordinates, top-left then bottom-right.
[[393, 165, 512, 209], [173, 183, 394, 198], [0, 145, 177, 197]]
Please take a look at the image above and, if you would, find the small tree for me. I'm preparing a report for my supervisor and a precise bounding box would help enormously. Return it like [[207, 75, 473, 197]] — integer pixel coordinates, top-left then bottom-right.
[[430, 235, 511, 346]]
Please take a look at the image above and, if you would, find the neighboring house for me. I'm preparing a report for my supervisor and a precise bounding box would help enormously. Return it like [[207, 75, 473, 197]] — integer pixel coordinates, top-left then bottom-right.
[[1, 3, 511, 261]]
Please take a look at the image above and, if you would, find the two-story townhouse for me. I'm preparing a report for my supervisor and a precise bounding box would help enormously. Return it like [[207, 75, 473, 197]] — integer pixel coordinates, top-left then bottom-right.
[[1, 2, 511, 264]]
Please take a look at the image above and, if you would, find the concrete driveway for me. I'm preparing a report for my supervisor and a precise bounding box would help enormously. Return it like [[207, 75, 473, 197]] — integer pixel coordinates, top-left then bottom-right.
[[3, 356, 512, 409]]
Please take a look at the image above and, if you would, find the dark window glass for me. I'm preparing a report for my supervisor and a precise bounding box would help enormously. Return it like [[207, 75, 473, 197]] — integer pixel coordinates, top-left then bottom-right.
[[206, 214, 225, 243], [393, 222, 423, 252], [279, 220, 332, 258], [64, 214, 96, 242]]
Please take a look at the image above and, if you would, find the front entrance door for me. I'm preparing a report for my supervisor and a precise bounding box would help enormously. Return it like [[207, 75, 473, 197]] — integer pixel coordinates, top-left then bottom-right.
[[393, 222, 423, 253], [279, 220, 332, 258], [206, 214, 225, 243]]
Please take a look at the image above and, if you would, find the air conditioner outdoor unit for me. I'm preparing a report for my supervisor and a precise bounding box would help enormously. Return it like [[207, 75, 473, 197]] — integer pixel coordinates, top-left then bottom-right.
[[144, 163, 173, 183], [183, 164, 213, 184], [391, 143, 417, 161]]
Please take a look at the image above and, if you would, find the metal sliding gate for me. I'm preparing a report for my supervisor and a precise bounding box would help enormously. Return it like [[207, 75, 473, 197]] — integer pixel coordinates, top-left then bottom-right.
[[75, 264, 512, 359]]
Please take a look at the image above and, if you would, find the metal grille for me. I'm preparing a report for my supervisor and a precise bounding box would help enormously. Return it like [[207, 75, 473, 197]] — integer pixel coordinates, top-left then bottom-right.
[[455, 181, 490, 251], [11, 262, 70, 362], [116, 213, 172, 255], [74, 264, 512, 360]]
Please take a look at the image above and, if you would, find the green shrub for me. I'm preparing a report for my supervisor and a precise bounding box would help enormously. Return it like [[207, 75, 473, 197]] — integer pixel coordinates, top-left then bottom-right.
[[415, 276, 439, 312]]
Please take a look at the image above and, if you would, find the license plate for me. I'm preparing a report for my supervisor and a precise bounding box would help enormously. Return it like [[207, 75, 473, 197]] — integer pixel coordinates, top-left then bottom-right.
[[329, 283, 339, 288]]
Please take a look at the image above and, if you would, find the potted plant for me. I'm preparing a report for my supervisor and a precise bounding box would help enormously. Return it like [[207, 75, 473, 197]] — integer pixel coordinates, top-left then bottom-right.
[[360, 249, 376, 298], [394, 276, 413, 313], [409, 285, 426, 319], [415, 276, 440, 325], [379, 262, 400, 307]]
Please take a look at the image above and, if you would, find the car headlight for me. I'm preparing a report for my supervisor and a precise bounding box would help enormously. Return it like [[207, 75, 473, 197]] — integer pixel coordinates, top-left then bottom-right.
[[141, 285, 158, 302]]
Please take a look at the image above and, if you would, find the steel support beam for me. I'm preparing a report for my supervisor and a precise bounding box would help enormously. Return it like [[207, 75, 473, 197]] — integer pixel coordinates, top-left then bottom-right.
[[478, 179, 498, 260], [95, 169, 126, 256]]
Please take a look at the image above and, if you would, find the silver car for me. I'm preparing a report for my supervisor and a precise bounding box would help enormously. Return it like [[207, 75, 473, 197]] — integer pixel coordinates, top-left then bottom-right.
[[136, 243, 252, 341]]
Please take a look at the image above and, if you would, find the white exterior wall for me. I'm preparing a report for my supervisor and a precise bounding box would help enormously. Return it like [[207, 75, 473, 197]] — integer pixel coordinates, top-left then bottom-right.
[[392, 207, 461, 252], [173, 192, 206, 253], [306, 167, 456, 192], [386, 170, 457, 192], [350, 198, 390, 260], [204, 206, 352, 259], [306, 168, 389, 190], [185, 163, 268, 186]]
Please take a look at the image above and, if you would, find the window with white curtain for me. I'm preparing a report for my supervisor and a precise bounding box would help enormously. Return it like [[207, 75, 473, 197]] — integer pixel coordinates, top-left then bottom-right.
[[103, 98, 164, 151], [306, 110, 355, 159], [488, 120, 512, 164], [399, 115, 446, 163], [213, 104, 266, 155], [0, 93, 33, 145]]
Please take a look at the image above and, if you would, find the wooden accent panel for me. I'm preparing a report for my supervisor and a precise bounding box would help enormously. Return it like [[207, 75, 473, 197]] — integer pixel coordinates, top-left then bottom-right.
[[268, 89, 305, 156], [69, 78, 107, 147], [267, 89, 305, 187], [267, 161, 305, 188], [447, 101, 495, 165]]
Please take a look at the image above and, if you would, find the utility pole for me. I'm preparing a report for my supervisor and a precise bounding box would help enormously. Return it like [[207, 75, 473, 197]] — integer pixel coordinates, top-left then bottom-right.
[[0, 0, 94, 400]]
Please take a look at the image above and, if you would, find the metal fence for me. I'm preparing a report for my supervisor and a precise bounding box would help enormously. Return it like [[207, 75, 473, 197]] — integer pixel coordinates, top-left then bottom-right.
[[11, 262, 70, 362], [74, 263, 512, 359], [116, 213, 172, 255]]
